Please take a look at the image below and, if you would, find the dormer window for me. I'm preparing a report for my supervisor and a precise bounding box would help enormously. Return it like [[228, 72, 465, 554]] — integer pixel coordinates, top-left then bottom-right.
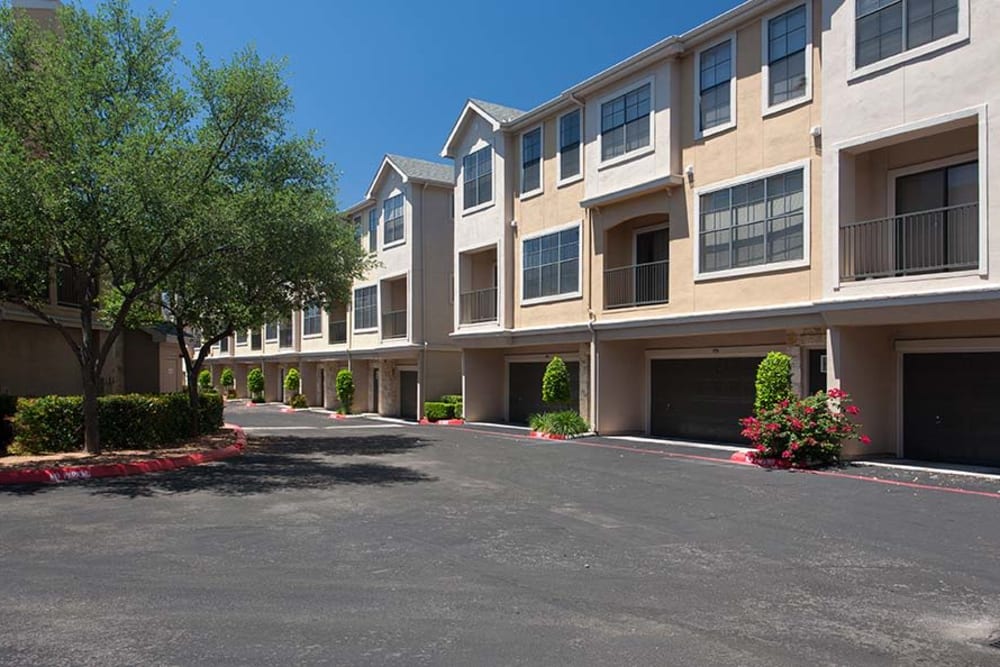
[[463, 146, 493, 210]]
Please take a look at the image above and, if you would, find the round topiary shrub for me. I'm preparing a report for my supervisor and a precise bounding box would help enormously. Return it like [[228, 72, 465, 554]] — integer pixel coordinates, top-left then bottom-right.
[[754, 351, 793, 414], [247, 368, 265, 402], [542, 356, 571, 406], [335, 369, 355, 414], [283, 368, 301, 402], [197, 369, 212, 392], [220, 368, 234, 389]]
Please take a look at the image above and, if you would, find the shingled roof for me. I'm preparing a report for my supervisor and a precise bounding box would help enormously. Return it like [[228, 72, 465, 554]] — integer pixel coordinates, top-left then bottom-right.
[[384, 154, 453, 186]]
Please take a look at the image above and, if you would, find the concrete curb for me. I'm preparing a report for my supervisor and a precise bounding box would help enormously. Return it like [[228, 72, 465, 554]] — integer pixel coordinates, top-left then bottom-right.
[[419, 418, 466, 426], [0, 425, 247, 485], [529, 430, 596, 441]]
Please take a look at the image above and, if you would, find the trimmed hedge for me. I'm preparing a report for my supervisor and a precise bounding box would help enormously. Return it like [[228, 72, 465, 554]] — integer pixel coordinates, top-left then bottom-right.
[[10, 392, 224, 455], [439, 394, 462, 418], [424, 401, 454, 421]]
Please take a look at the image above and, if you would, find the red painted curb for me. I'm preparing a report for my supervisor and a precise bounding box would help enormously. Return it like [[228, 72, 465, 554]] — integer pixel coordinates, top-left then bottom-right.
[[730, 450, 750, 464], [330, 413, 349, 420], [529, 431, 568, 440], [0, 425, 246, 485], [419, 418, 466, 426], [279, 407, 294, 413]]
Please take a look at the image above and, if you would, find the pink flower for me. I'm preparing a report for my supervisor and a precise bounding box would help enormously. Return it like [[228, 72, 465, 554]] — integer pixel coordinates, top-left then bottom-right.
[[859, 435, 872, 445], [756, 445, 765, 452], [781, 450, 792, 459], [804, 406, 815, 415], [845, 405, 860, 415], [827, 388, 846, 399], [789, 418, 803, 431]]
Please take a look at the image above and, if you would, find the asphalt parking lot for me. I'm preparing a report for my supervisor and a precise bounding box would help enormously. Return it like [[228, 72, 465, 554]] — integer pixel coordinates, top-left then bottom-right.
[[2, 404, 999, 666]]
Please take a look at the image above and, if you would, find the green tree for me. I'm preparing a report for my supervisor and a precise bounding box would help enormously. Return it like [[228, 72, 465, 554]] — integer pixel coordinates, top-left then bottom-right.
[[754, 351, 793, 414], [247, 368, 264, 402], [542, 356, 571, 406], [335, 369, 354, 415], [283, 368, 300, 397], [219, 368, 234, 389], [0, 1, 339, 453], [197, 369, 212, 392]]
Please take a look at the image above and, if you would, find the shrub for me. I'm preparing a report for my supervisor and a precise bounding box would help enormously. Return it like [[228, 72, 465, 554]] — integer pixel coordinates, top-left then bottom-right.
[[424, 401, 453, 421], [219, 368, 234, 389], [247, 368, 265, 401], [754, 352, 793, 414], [335, 369, 354, 414], [289, 393, 308, 409], [740, 388, 870, 467], [10, 392, 224, 455], [283, 368, 301, 397], [542, 356, 572, 406], [529, 410, 589, 436], [439, 394, 462, 418], [198, 369, 213, 392]]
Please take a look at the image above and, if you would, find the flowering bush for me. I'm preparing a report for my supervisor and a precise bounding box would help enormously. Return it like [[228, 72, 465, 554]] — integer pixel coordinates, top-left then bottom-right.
[[740, 388, 870, 468]]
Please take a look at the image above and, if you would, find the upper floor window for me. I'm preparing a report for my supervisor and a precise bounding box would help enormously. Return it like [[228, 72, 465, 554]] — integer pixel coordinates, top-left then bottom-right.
[[697, 39, 734, 135], [353, 215, 363, 246], [698, 167, 805, 276], [265, 321, 278, 341], [353, 285, 378, 331], [250, 329, 262, 350], [558, 109, 581, 182], [521, 127, 542, 195], [766, 5, 809, 108], [463, 146, 493, 210], [219, 336, 229, 353], [856, 0, 958, 68], [601, 83, 651, 161], [235, 330, 248, 346], [302, 305, 322, 337], [522, 225, 580, 302], [367, 208, 378, 252], [383, 194, 404, 245]]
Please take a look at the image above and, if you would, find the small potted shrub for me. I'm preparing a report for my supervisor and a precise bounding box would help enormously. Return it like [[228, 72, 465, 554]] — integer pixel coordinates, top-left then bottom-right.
[[335, 369, 354, 415], [247, 368, 265, 403], [219, 368, 236, 399]]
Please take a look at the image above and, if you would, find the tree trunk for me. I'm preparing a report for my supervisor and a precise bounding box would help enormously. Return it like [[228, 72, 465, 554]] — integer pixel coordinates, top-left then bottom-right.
[[175, 326, 202, 436], [81, 373, 101, 455]]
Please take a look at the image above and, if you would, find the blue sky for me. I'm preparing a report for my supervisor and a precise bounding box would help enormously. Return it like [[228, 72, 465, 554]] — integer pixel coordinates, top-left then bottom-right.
[[75, 0, 742, 207]]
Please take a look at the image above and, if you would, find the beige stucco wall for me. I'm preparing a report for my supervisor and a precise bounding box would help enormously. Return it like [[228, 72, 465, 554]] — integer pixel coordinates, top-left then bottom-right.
[[462, 348, 505, 422]]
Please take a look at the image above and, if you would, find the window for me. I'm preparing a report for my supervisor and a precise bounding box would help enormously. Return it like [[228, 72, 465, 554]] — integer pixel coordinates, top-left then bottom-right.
[[766, 5, 809, 107], [856, 0, 958, 68], [601, 83, 651, 161], [698, 40, 734, 134], [265, 322, 278, 341], [383, 194, 404, 245], [463, 146, 493, 209], [219, 336, 229, 353], [250, 329, 262, 350], [558, 109, 582, 181], [699, 168, 805, 274], [236, 330, 248, 346], [302, 305, 322, 336], [353, 285, 377, 330], [521, 127, 542, 195], [367, 208, 378, 252], [353, 215, 363, 246], [522, 226, 580, 301]]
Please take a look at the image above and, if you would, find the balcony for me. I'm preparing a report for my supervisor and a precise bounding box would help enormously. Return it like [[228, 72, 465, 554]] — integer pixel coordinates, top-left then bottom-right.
[[382, 310, 407, 339], [604, 260, 669, 309], [328, 319, 347, 344], [460, 287, 497, 324], [840, 204, 978, 281]]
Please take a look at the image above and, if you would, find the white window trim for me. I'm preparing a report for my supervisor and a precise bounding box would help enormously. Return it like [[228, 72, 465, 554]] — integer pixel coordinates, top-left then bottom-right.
[[692, 158, 811, 282], [761, 2, 813, 117], [301, 307, 323, 339], [556, 108, 584, 187], [264, 324, 278, 342], [520, 124, 544, 200], [461, 142, 495, 215], [366, 208, 379, 253], [596, 75, 656, 168], [235, 332, 248, 346], [352, 283, 379, 334], [694, 34, 737, 140], [519, 220, 584, 307], [848, 0, 970, 82], [382, 191, 406, 249]]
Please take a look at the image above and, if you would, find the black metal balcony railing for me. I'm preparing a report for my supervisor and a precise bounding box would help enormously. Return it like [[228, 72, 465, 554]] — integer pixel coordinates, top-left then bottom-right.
[[604, 260, 669, 309], [278, 324, 293, 348], [459, 287, 498, 324], [840, 203, 979, 281], [328, 319, 347, 344], [382, 310, 407, 339]]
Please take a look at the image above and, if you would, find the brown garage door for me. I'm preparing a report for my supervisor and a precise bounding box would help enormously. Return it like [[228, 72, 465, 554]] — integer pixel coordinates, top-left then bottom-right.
[[508, 361, 580, 425], [903, 352, 1000, 466], [650, 357, 760, 444], [399, 370, 418, 420]]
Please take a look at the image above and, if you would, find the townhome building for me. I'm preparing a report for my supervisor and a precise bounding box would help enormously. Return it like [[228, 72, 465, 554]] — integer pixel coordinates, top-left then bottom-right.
[[448, 0, 826, 445], [210, 155, 461, 420], [820, 0, 1000, 466]]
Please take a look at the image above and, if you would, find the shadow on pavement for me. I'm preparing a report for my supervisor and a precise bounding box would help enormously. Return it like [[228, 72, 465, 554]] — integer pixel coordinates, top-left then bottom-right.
[[0, 434, 437, 499]]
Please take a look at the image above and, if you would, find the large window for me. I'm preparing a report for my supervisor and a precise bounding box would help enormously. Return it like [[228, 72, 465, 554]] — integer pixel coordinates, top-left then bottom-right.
[[699, 168, 805, 274], [766, 5, 808, 107], [856, 0, 959, 68], [367, 208, 378, 252], [521, 127, 542, 194], [250, 329, 262, 350], [265, 321, 278, 341], [698, 40, 733, 134], [601, 83, 651, 161], [236, 330, 248, 346], [463, 146, 493, 209], [522, 226, 580, 301], [219, 336, 229, 353], [559, 109, 581, 181], [383, 194, 404, 245], [353, 285, 377, 330], [302, 305, 322, 336]]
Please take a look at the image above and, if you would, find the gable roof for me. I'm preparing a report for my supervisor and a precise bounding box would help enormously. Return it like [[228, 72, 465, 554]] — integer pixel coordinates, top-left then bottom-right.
[[346, 153, 453, 204], [440, 98, 527, 158]]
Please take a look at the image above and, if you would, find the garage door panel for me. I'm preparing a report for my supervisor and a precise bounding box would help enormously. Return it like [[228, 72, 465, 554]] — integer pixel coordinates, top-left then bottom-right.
[[399, 370, 418, 420], [508, 361, 580, 425], [904, 352, 1000, 466], [650, 357, 760, 444]]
